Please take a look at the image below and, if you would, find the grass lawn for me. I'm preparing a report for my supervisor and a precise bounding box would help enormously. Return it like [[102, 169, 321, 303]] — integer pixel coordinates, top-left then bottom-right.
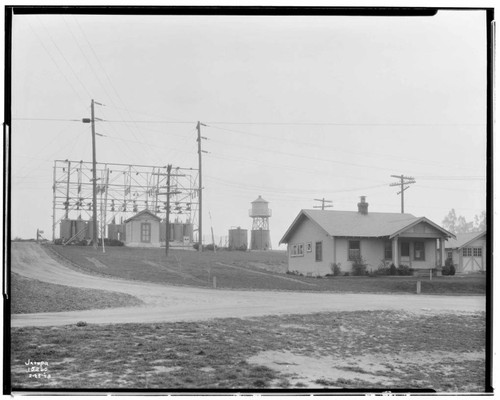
[[11, 310, 485, 392], [11, 273, 143, 314], [46, 245, 485, 295]]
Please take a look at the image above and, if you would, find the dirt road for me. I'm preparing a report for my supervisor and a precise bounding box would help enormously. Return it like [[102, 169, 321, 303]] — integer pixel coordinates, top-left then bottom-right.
[[11, 242, 485, 327]]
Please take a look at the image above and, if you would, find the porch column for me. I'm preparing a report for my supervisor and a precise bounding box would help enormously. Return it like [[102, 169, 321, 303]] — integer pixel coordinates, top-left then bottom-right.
[[440, 237, 446, 267], [392, 236, 399, 267], [332, 236, 337, 264]]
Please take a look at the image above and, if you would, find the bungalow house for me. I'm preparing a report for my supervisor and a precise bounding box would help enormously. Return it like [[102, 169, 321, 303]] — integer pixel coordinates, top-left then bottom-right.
[[444, 230, 486, 274], [279, 197, 455, 276], [124, 209, 161, 247]]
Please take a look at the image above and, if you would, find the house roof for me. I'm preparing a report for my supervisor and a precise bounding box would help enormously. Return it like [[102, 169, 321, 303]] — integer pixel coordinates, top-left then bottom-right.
[[124, 209, 161, 223], [279, 209, 455, 244], [445, 230, 486, 249]]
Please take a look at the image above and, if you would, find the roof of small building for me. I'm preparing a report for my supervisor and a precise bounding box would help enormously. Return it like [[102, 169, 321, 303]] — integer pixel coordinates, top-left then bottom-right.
[[124, 209, 161, 224], [279, 209, 455, 244], [445, 230, 486, 249]]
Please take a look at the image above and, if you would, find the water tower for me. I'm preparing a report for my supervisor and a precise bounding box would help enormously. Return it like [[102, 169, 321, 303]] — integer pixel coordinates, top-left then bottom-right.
[[249, 195, 272, 250]]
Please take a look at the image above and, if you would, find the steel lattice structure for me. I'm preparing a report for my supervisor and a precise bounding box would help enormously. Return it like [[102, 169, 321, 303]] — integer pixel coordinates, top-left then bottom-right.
[[52, 159, 199, 241]]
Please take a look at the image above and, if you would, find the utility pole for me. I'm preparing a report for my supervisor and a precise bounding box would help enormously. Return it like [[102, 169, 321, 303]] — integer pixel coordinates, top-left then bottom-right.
[[389, 175, 416, 213], [82, 99, 102, 249], [165, 164, 172, 256], [313, 198, 333, 210], [158, 164, 181, 256], [197, 121, 207, 252]]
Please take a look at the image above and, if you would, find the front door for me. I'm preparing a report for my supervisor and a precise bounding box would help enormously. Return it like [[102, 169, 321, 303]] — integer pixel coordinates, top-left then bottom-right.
[[400, 241, 410, 265]]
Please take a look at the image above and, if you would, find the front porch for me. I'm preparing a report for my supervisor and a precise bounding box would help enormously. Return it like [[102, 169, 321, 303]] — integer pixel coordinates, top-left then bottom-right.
[[390, 236, 446, 273]]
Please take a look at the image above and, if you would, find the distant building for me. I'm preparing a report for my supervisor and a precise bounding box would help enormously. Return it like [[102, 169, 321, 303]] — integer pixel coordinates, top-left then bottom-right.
[[124, 209, 161, 247], [444, 231, 486, 274], [279, 197, 455, 276]]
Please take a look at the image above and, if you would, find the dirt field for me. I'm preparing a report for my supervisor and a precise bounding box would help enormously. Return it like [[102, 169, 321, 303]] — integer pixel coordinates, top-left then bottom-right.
[[11, 311, 485, 391], [11, 242, 485, 327], [9, 242, 488, 392]]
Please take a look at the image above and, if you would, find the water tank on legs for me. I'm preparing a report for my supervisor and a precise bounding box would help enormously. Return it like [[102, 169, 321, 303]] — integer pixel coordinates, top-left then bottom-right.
[[249, 195, 272, 250]]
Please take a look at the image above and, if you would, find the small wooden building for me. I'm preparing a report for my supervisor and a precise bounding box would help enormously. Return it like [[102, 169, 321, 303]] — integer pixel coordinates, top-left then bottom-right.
[[124, 209, 161, 247], [279, 197, 455, 277], [444, 231, 486, 274]]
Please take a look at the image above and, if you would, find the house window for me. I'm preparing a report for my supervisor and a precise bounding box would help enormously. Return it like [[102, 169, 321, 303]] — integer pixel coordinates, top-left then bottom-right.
[[414, 241, 425, 261], [447, 251, 453, 260], [141, 222, 151, 243], [306, 242, 312, 252], [315, 241, 323, 262], [401, 242, 410, 257], [291, 243, 304, 257], [473, 247, 482, 257], [348, 240, 361, 260], [384, 241, 392, 260], [463, 248, 472, 257]]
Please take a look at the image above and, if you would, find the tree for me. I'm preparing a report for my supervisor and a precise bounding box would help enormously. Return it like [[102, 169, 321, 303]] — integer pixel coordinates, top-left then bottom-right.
[[474, 211, 486, 231], [456, 215, 474, 234], [442, 209, 457, 234], [442, 209, 486, 234]]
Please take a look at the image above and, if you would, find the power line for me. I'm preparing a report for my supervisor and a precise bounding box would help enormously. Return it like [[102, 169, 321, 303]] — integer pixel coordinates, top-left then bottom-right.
[[99, 119, 196, 124], [205, 121, 485, 127], [26, 21, 88, 104], [13, 118, 82, 122], [37, 17, 93, 100], [208, 136, 396, 172], [205, 123, 481, 173]]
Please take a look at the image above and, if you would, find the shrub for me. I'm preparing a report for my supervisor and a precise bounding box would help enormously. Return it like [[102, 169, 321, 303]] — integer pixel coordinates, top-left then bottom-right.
[[193, 243, 218, 251], [397, 264, 412, 276], [375, 260, 391, 275], [442, 258, 456, 276], [343, 272, 350, 276], [53, 238, 63, 245], [103, 238, 124, 246], [330, 263, 342, 276], [351, 256, 367, 276], [375, 267, 390, 275], [389, 263, 397, 275]]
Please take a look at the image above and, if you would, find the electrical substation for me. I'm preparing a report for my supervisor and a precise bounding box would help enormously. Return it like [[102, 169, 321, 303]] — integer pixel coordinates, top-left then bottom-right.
[[52, 159, 199, 246]]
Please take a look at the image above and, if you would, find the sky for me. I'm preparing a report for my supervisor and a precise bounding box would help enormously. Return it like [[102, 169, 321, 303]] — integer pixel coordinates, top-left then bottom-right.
[[9, 8, 488, 248]]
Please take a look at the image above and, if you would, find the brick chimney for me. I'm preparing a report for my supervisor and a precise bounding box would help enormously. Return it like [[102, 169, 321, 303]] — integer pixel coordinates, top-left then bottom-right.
[[357, 196, 368, 215]]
